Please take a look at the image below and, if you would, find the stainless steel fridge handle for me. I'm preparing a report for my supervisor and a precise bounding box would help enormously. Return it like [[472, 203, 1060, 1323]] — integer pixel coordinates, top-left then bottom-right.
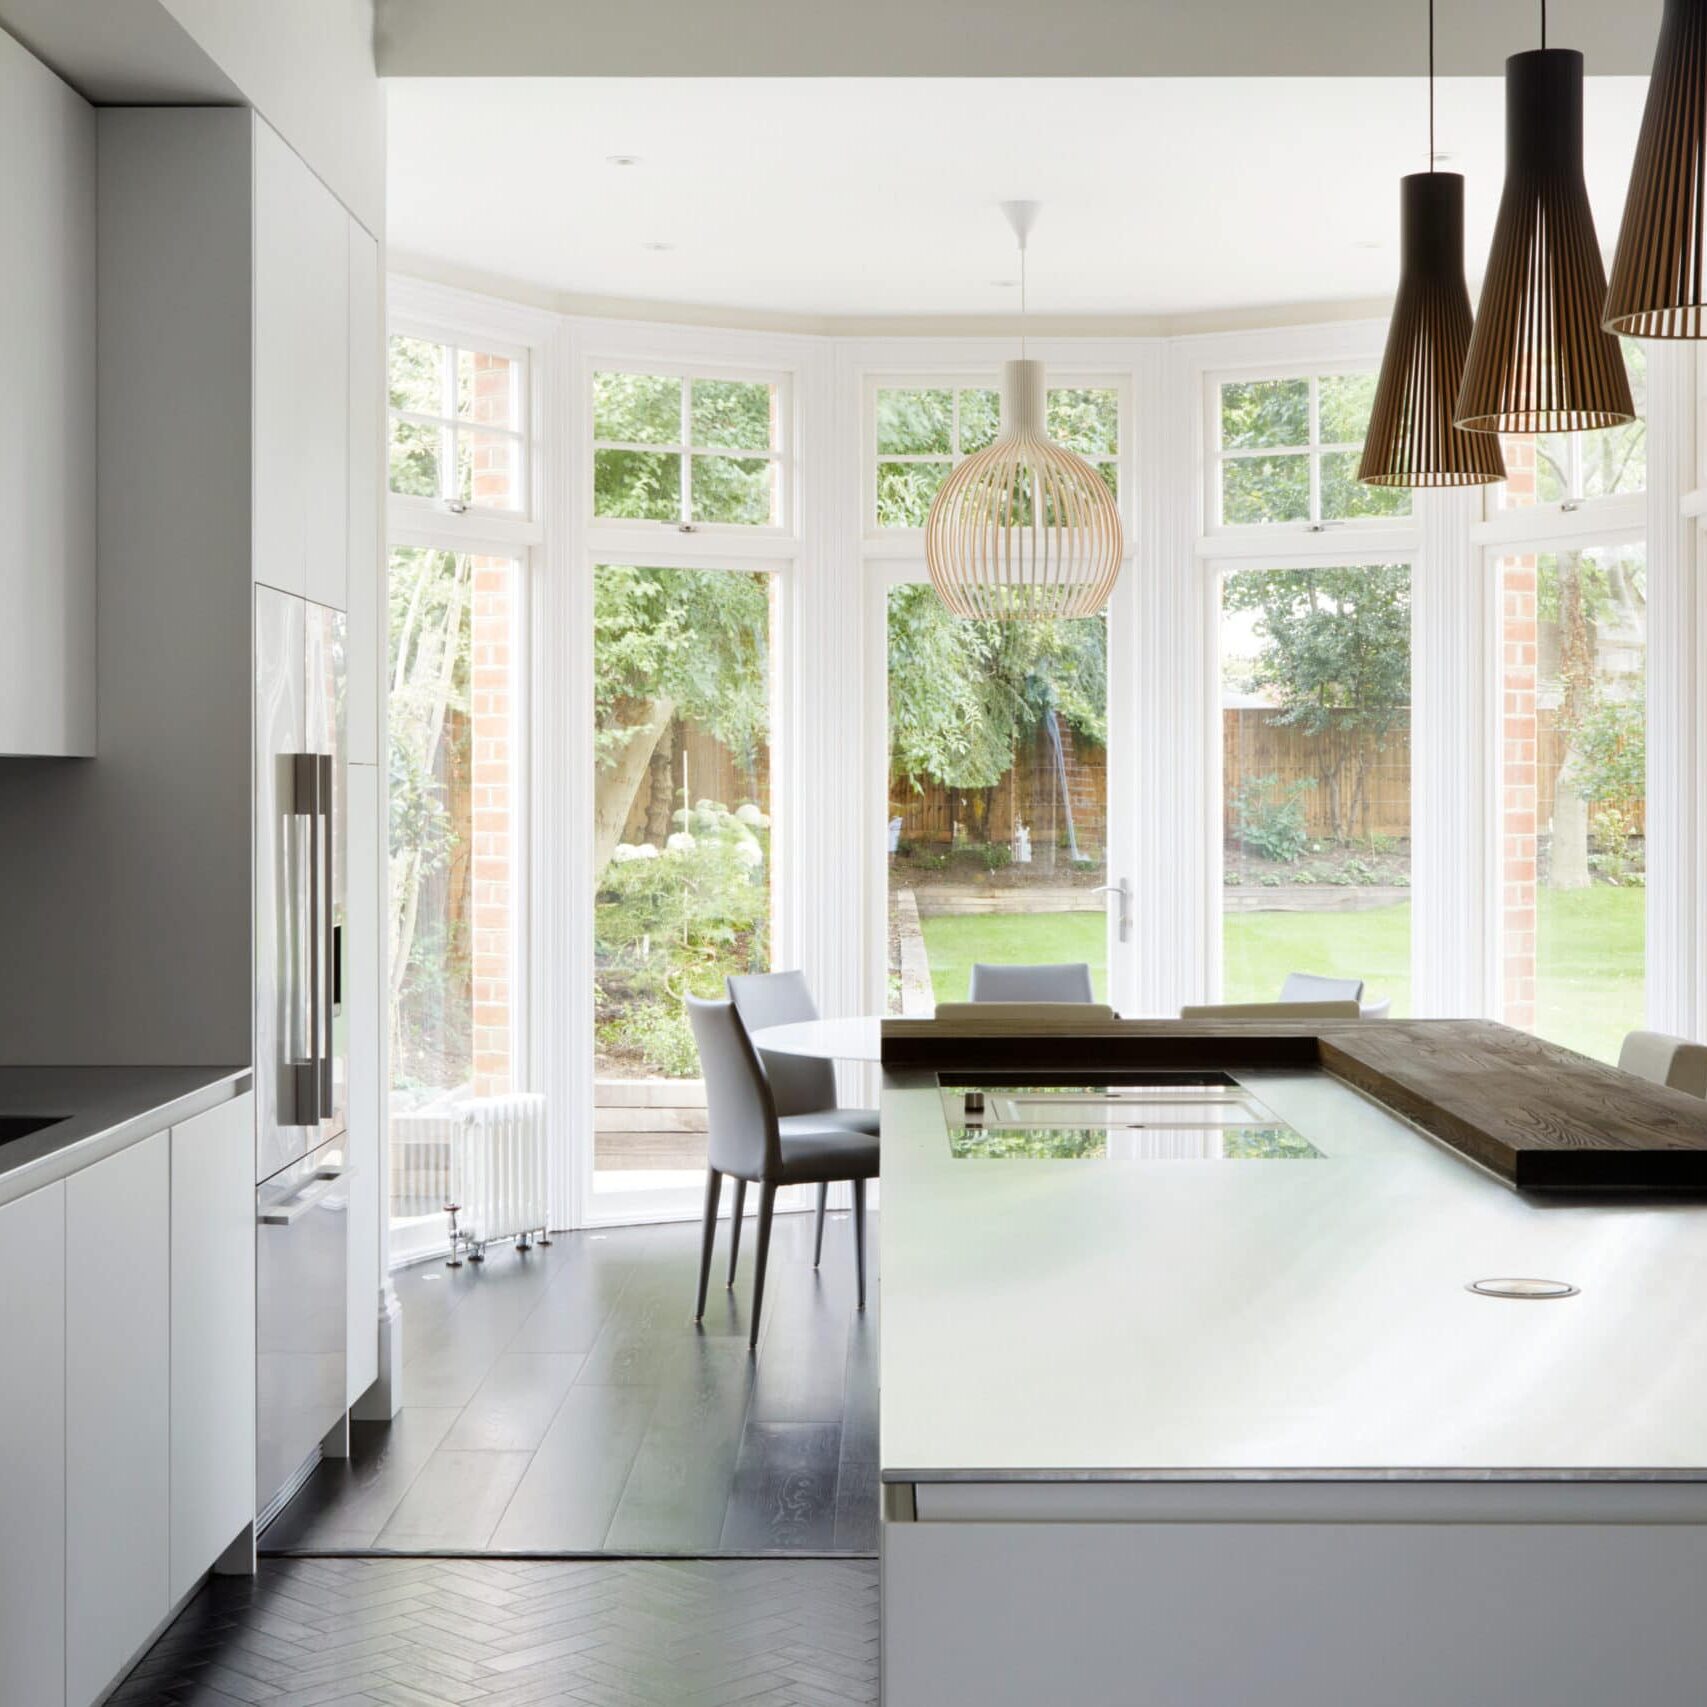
[[318, 752, 334, 1120], [290, 753, 322, 1126], [257, 1164, 350, 1226]]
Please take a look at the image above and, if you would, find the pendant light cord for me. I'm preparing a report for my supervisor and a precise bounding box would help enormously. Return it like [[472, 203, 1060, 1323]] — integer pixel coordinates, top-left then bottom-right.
[[1019, 237, 1028, 360], [1428, 0, 1436, 170], [1540, 0, 1546, 48]]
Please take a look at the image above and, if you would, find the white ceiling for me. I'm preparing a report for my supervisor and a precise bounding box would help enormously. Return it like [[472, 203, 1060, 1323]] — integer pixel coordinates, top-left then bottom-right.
[[386, 77, 1651, 326]]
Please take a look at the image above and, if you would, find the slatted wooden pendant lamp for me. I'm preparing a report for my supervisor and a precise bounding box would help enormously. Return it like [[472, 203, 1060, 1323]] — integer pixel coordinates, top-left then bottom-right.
[[924, 202, 1124, 620], [1359, 0, 1506, 488], [1455, 5, 1635, 433], [1605, 0, 1707, 336]]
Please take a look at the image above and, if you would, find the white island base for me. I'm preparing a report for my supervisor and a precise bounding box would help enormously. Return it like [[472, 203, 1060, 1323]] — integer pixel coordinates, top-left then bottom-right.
[[882, 1479, 1707, 1706], [878, 1056, 1707, 1707]]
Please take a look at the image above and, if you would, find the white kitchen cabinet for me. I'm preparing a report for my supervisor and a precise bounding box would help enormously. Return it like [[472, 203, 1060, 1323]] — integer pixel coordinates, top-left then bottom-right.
[[0, 31, 95, 756], [0, 1182, 67, 1707], [346, 764, 381, 1402], [66, 1133, 170, 1707], [170, 1093, 257, 1602], [253, 119, 349, 609], [347, 219, 382, 765]]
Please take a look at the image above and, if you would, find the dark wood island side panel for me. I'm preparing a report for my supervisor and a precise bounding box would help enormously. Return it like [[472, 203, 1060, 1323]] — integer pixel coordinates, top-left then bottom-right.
[[882, 1017, 1707, 1195]]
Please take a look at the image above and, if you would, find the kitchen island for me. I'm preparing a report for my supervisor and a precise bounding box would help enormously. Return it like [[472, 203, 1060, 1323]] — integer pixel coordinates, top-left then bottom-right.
[[878, 1019, 1707, 1707]]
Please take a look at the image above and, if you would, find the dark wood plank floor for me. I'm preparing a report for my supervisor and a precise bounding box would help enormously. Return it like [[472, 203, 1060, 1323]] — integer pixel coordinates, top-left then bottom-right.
[[110, 1556, 878, 1706], [263, 1211, 879, 1556]]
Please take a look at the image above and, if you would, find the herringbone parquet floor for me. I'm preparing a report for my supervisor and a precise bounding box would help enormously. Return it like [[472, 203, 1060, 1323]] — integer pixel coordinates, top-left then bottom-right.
[[109, 1556, 880, 1706]]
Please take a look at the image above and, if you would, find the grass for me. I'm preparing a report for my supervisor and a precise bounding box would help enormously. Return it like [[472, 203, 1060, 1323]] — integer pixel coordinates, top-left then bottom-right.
[[916, 886, 1645, 1064]]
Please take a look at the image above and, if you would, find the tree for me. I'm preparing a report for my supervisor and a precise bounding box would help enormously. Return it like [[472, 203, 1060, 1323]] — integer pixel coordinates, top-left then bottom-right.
[[885, 584, 1106, 844], [1538, 547, 1646, 889], [1223, 565, 1410, 841], [593, 565, 770, 878]]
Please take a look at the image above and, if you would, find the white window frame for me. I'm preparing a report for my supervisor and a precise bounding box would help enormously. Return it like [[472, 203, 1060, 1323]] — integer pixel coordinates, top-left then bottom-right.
[[1203, 546, 1420, 1008], [587, 356, 795, 544], [383, 278, 552, 1267], [387, 315, 535, 540], [1204, 359, 1414, 540], [862, 369, 1129, 548]]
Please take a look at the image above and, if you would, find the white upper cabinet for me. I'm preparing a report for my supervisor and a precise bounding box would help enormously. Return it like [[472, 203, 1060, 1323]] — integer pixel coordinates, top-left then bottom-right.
[[0, 32, 95, 756], [347, 220, 382, 763], [253, 119, 349, 609]]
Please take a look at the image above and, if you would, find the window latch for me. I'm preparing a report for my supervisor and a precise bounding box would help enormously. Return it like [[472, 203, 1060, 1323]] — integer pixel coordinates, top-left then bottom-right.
[[678, 523, 699, 534], [442, 498, 470, 516], [1560, 500, 1581, 512]]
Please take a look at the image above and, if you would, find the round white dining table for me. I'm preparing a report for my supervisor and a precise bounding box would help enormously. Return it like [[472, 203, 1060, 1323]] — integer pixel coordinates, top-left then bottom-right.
[[748, 1015, 886, 1062]]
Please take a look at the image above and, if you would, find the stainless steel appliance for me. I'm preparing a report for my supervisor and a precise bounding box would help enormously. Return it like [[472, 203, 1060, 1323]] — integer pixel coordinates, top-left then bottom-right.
[[254, 585, 348, 1519]]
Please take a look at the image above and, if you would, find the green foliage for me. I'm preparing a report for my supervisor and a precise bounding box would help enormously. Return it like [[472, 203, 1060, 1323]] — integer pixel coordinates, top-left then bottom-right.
[[593, 565, 770, 771], [388, 335, 445, 499], [887, 584, 1106, 797], [1571, 694, 1645, 806], [1231, 773, 1314, 863], [592, 371, 776, 524], [594, 799, 770, 1077], [876, 389, 952, 456], [1224, 565, 1410, 840], [1589, 804, 1644, 888], [1220, 378, 1309, 449]]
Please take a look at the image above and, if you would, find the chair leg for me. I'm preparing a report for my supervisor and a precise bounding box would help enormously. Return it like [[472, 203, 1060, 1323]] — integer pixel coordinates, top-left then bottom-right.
[[813, 1181, 829, 1268], [726, 1177, 748, 1287], [852, 1178, 867, 1310], [748, 1182, 777, 1353], [694, 1169, 722, 1322]]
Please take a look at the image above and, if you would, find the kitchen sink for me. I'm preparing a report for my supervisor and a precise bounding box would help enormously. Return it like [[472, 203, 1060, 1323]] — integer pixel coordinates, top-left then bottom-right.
[[0, 1114, 68, 1148]]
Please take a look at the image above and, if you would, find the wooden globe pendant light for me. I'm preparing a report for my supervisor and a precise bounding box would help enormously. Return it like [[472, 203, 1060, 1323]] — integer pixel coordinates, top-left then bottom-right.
[[1455, 14, 1634, 433], [1605, 0, 1707, 337], [1359, 0, 1505, 488], [925, 203, 1124, 620]]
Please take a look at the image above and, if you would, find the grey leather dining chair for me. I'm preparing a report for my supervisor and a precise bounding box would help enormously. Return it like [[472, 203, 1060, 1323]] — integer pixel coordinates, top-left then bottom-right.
[[688, 996, 879, 1351], [1619, 1030, 1707, 1097], [968, 961, 1096, 1003], [727, 970, 878, 1269]]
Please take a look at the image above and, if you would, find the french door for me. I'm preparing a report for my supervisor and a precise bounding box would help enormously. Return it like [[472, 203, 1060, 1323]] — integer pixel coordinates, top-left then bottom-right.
[[872, 564, 1137, 1018]]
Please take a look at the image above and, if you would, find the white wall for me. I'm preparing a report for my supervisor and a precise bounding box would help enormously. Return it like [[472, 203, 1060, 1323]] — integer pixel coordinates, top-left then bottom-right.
[[0, 27, 95, 757], [160, 0, 383, 235], [0, 0, 382, 234]]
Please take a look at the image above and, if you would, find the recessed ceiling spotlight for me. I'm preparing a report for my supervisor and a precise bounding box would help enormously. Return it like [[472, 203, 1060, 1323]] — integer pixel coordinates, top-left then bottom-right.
[[990, 278, 1019, 288], [606, 154, 641, 167], [641, 241, 675, 252]]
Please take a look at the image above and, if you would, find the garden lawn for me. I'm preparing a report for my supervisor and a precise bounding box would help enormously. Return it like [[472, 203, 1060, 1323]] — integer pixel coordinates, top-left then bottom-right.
[[917, 886, 1644, 1064]]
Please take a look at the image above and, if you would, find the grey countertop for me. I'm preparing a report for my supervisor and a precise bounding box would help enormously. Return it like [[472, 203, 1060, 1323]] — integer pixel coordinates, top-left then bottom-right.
[[0, 1065, 251, 1207], [879, 1066, 1707, 1485]]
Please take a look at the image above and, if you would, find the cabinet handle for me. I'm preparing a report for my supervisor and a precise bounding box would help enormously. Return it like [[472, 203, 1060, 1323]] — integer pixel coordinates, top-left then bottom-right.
[[258, 1164, 350, 1227]]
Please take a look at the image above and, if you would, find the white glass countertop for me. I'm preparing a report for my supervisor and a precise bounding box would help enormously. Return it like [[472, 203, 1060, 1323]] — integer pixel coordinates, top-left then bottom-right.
[[878, 1066, 1707, 1483]]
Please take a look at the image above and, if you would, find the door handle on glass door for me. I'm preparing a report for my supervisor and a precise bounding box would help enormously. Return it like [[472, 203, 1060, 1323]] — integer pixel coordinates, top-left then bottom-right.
[[1092, 878, 1133, 944]]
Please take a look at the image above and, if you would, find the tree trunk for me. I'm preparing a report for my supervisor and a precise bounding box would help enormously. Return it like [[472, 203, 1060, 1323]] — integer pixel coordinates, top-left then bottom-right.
[[1549, 757, 1593, 889], [594, 696, 677, 882]]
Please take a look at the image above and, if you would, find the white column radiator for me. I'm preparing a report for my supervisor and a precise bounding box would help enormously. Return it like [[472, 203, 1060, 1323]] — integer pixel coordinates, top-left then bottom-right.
[[446, 1092, 552, 1263]]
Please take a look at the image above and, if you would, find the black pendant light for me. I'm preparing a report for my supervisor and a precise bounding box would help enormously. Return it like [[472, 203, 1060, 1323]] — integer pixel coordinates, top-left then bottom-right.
[[1359, 0, 1506, 487], [1605, 0, 1707, 337], [1455, 5, 1635, 433]]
